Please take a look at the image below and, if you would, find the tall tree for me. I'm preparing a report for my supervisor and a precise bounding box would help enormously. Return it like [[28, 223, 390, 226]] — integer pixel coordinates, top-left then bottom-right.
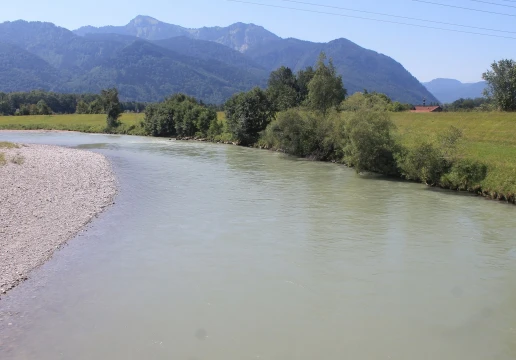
[[296, 66, 315, 104], [101, 88, 122, 128], [482, 59, 516, 111], [225, 87, 275, 145], [266, 66, 299, 111], [307, 53, 347, 114]]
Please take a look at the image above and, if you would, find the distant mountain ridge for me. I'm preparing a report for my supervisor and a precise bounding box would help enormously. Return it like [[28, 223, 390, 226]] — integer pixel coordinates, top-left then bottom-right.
[[423, 78, 487, 104], [0, 16, 438, 104], [74, 16, 280, 53]]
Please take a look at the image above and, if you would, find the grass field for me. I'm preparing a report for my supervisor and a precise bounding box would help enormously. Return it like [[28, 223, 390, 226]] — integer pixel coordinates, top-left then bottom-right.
[[390, 112, 516, 197], [0, 113, 145, 135], [1, 111, 515, 198]]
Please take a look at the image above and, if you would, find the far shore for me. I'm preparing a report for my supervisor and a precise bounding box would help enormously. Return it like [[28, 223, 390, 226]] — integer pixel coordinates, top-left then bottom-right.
[[0, 142, 117, 296]]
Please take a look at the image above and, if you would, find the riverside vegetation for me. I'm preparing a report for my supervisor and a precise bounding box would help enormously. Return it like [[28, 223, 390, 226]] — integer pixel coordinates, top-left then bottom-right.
[[1, 55, 515, 203]]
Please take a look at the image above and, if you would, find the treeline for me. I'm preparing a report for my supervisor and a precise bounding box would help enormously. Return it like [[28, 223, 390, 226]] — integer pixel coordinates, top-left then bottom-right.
[[0, 90, 147, 116], [442, 97, 492, 112]]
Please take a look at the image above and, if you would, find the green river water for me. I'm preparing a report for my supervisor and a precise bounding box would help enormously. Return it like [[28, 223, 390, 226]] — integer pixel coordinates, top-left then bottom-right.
[[0, 132, 515, 359]]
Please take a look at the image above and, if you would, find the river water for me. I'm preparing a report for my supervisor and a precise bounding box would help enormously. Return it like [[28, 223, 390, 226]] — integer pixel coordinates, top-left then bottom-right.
[[0, 132, 515, 360]]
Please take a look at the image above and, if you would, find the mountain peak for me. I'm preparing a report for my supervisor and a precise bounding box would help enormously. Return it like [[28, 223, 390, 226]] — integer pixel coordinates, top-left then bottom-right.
[[129, 15, 161, 26]]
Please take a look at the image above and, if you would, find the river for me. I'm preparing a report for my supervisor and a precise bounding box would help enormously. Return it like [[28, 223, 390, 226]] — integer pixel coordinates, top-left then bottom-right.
[[0, 132, 515, 360]]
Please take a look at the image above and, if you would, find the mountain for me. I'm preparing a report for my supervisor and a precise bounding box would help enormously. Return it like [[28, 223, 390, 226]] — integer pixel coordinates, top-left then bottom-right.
[[0, 20, 267, 103], [0, 16, 438, 104], [0, 42, 62, 92], [60, 40, 268, 103], [74, 16, 280, 53], [423, 78, 487, 103], [246, 37, 434, 104]]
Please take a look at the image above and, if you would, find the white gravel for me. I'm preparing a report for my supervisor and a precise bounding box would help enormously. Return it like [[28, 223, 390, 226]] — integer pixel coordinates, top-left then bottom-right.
[[0, 143, 116, 295]]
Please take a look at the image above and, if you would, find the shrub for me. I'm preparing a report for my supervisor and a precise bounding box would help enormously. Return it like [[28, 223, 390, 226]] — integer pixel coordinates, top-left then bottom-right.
[[397, 142, 449, 185], [343, 110, 399, 175], [440, 159, 488, 190], [261, 109, 345, 160]]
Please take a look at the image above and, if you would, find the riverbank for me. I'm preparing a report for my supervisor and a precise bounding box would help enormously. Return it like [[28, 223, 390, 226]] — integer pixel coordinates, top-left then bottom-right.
[[0, 142, 117, 296], [1, 112, 516, 205]]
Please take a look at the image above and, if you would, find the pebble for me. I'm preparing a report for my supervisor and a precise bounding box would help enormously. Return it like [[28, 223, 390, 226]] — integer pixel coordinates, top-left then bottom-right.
[[0, 143, 117, 294]]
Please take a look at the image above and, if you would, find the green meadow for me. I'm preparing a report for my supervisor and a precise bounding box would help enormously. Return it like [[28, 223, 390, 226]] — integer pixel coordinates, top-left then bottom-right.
[[390, 112, 516, 196], [0, 113, 146, 135]]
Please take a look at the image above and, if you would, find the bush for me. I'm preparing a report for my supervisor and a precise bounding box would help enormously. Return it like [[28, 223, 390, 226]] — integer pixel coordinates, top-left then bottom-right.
[[261, 109, 345, 161], [440, 159, 488, 190], [397, 142, 449, 185], [343, 110, 399, 175]]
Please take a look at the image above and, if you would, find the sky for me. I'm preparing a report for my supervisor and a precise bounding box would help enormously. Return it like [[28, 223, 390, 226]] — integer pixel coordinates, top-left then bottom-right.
[[1, 0, 515, 83]]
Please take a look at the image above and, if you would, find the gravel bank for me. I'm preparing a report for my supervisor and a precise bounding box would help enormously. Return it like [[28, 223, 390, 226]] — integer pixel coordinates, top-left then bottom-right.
[[0, 143, 116, 295]]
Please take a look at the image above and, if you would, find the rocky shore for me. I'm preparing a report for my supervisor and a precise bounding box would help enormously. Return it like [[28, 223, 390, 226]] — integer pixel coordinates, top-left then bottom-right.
[[0, 143, 117, 296]]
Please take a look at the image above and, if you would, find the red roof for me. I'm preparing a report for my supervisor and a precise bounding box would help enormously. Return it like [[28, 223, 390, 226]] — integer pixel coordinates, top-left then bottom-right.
[[411, 106, 442, 113]]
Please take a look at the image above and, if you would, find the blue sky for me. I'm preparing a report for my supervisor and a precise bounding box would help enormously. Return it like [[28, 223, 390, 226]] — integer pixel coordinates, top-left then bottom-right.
[[1, 0, 515, 83]]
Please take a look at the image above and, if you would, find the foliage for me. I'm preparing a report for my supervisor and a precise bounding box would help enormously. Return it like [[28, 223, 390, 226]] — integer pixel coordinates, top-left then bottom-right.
[[296, 67, 315, 105], [266, 66, 300, 111], [225, 87, 275, 145], [482, 59, 516, 111], [143, 94, 216, 137], [102, 88, 122, 129], [440, 159, 488, 191], [343, 110, 399, 175], [0, 90, 146, 116], [307, 52, 347, 114], [260, 109, 344, 160], [442, 97, 492, 112], [397, 142, 449, 185], [396, 126, 463, 185]]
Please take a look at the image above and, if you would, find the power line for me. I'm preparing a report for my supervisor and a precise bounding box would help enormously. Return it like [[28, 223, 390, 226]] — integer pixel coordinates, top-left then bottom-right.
[[226, 0, 516, 40], [280, 0, 516, 34], [468, 0, 516, 8], [412, 0, 516, 17]]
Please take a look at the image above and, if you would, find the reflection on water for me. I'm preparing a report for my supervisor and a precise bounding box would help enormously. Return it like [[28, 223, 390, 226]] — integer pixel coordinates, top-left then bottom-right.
[[0, 132, 515, 360]]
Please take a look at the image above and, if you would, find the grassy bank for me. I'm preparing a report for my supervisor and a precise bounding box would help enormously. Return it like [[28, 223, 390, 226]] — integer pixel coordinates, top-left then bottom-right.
[[390, 112, 516, 198], [0, 113, 146, 135]]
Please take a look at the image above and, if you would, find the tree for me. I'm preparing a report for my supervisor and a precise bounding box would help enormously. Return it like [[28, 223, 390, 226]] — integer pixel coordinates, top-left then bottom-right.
[[296, 66, 315, 104], [36, 100, 52, 115], [482, 59, 516, 111], [143, 94, 216, 137], [76, 100, 89, 114], [101, 88, 122, 128], [0, 101, 11, 115], [307, 52, 347, 114], [225, 87, 275, 145], [266, 66, 299, 111]]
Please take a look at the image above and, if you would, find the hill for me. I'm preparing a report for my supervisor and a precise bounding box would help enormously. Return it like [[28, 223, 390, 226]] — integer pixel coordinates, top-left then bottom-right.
[[423, 78, 487, 103], [0, 42, 62, 92], [0, 16, 438, 104]]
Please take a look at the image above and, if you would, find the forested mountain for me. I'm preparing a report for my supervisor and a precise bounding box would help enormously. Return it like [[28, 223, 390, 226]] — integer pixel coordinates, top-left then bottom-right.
[[0, 42, 61, 92], [0, 16, 438, 104], [423, 78, 487, 103]]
